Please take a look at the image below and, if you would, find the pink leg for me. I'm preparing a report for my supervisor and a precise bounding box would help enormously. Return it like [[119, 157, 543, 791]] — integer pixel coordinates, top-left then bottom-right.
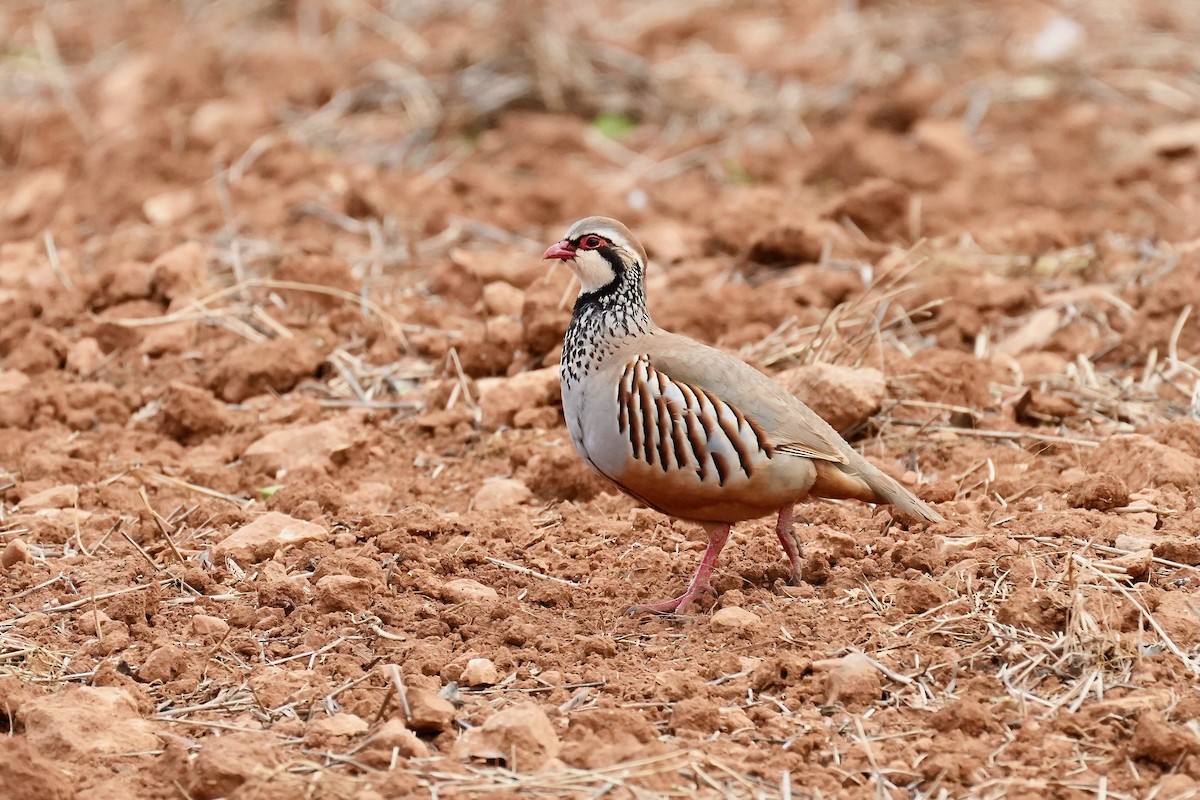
[[627, 523, 731, 615], [775, 505, 803, 585]]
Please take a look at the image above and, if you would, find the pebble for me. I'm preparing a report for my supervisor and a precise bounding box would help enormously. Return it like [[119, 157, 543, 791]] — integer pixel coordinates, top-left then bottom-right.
[[1, 538, 34, 569], [192, 614, 230, 637], [460, 657, 500, 687], [710, 606, 761, 630], [404, 687, 456, 733], [18, 484, 79, 511], [442, 578, 500, 603], [472, 478, 532, 511], [213, 512, 331, 563]]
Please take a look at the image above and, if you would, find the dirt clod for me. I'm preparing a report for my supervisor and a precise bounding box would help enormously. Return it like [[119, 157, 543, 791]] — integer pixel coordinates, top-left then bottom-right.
[[0, 737, 76, 800], [21, 686, 160, 759], [188, 732, 281, 800], [455, 703, 560, 771], [1066, 472, 1130, 511], [778, 363, 886, 432], [1129, 712, 1200, 766], [404, 688, 456, 733]]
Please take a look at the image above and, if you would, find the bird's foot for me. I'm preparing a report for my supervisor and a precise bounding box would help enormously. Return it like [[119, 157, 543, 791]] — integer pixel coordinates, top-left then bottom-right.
[[626, 585, 713, 616]]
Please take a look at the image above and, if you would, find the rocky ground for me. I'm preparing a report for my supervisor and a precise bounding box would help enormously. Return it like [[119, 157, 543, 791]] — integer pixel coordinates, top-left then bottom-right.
[[2, 1, 1200, 798]]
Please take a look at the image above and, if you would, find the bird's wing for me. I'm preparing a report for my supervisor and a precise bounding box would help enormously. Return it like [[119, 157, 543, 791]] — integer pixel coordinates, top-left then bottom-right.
[[618, 335, 850, 470]]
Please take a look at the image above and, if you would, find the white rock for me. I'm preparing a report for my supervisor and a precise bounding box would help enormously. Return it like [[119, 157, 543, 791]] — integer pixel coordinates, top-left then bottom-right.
[[711, 606, 761, 630], [442, 578, 500, 603], [214, 512, 330, 563], [461, 657, 500, 687], [472, 479, 532, 511], [143, 188, 197, 226]]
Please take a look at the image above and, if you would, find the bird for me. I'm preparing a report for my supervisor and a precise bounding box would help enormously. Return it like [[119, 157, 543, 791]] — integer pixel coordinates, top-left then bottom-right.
[[543, 216, 943, 615]]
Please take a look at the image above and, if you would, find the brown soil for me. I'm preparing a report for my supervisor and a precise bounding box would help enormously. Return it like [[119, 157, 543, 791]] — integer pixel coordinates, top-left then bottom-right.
[[3, 1, 1200, 798]]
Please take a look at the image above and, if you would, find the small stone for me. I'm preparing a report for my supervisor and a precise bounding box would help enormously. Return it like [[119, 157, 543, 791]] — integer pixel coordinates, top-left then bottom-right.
[[819, 652, 881, 707], [1116, 532, 1154, 552], [482, 281, 525, 317], [460, 658, 500, 687], [213, 512, 331, 563], [137, 644, 189, 684], [306, 713, 369, 748], [454, 703, 560, 771], [814, 528, 858, 560], [192, 614, 230, 637], [18, 484, 79, 511], [189, 98, 272, 147], [404, 687, 456, 733], [242, 417, 363, 476], [1, 538, 34, 569], [316, 575, 373, 613], [777, 363, 887, 431], [77, 609, 114, 636], [710, 606, 761, 630], [935, 535, 982, 557], [66, 337, 106, 376], [1145, 120, 1200, 158], [143, 188, 197, 226], [1109, 549, 1153, 582], [442, 578, 499, 603], [472, 478, 532, 511]]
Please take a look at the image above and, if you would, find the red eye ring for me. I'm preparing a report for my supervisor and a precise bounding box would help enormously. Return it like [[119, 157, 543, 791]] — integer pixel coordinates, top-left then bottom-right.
[[579, 235, 606, 250]]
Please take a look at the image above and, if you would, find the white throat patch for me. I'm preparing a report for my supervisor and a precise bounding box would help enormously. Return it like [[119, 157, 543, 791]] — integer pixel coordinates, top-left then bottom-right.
[[568, 249, 617, 294]]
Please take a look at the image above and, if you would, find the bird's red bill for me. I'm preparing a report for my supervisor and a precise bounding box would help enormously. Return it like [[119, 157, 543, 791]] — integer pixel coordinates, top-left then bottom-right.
[[542, 241, 576, 260]]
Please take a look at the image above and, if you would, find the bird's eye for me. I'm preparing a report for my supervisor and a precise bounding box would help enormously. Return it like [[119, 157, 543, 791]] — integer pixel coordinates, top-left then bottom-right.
[[580, 235, 605, 250]]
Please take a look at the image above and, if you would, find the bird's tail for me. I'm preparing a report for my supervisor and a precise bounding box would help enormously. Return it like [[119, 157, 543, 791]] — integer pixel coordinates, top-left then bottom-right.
[[812, 458, 943, 523]]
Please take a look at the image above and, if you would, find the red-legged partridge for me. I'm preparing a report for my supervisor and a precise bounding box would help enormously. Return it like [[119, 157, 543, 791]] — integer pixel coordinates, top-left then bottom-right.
[[544, 216, 943, 614]]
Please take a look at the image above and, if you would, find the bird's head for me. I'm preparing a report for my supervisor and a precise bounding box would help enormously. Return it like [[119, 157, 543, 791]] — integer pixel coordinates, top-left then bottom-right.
[[543, 216, 647, 297]]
